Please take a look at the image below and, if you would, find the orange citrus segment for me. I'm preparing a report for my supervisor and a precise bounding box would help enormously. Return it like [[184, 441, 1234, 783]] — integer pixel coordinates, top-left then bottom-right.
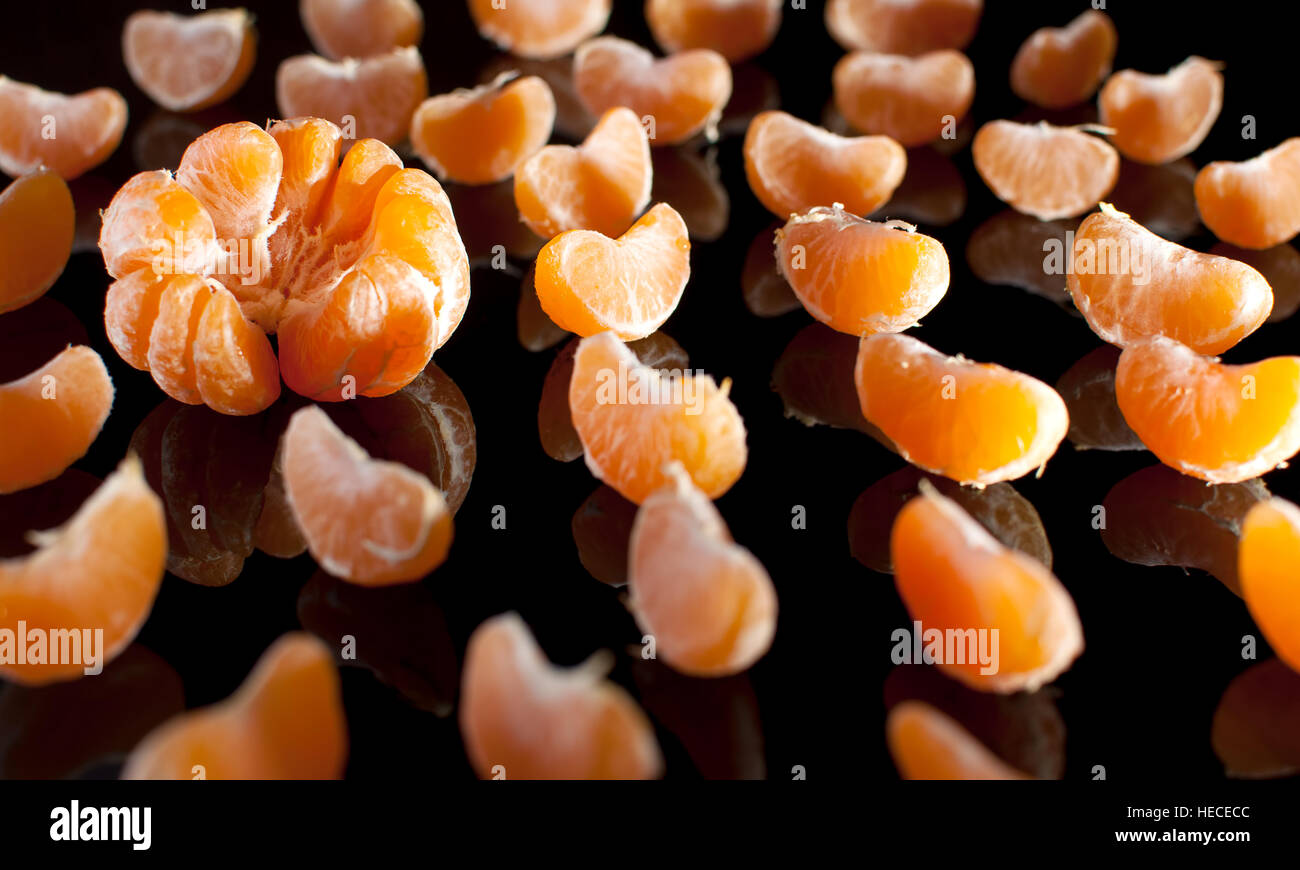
[[891, 485, 1084, 693], [1211, 659, 1300, 779], [1115, 336, 1300, 484], [300, 0, 423, 60], [410, 73, 556, 185], [645, 0, 783, 63], [628, 462, 777, 676], [1009, 10, 1116, 109], [122, 8, 256, 112], [972, 120, 1119, 220], [826, 0, 982, 55], [856, 333, 1069, 486], [0, 456, 165, 686], [514, 106, 652, 239], [0, 346, 114, 495], [743, 110, 906, 218], [887, 701, 1031, 779], [1099, 56, 1223, 165], [534, 202, 690, 340], [1067, 203, 1273, 355], [775, 206, 950, 336], [276, 46, 428, 146], [832, 50, 975, 148], [121, 633, 347, 779], [467, 0, 612, 60], [459, 612, 662, 779], [1195, 138, 1300, 250], [569, 331, 747, 504], [282, 405, 453, 585], [0, 169, 74, 315], [0, 77, 127, 180], [1240, 498, 1300, 675], [574, 36, 732, 146]]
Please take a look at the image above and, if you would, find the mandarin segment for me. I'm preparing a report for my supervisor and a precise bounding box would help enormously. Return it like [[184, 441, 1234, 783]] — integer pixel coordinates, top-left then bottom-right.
[[0, 169, 75, 315], [628, 463, 778, 676], [574, 36, 732, 146], [645, 0, 782, 63], [0, 76, 127, 180], [459, 612, 663, 779], [1009, 10, 1116, 109], [0, 456, 165, 686], [775, 206, 949, 336], [467, 0, 612, 60], [1099, 56, 1223, 165], [276, 46, 428, 146], [1195, 138, 1300, 250], [300, 0, 423, 61], [832, 50, 975, 148], [972, 120, 1119, 220], [855, 333, 1069, 486], [121, 632, 348, 779], [826, 0, 982, 55], [1211, 658, 1300, 779], [891, 486, 1083, 694], [887, 701, 1031, 779], [1240, 498, 1300, 674], [1115, 336, 1300, 484], [122, 8, 256, 113]]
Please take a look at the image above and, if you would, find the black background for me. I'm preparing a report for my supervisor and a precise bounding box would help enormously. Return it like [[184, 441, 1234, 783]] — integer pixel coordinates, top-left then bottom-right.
[[1, 0, 1298, 786]]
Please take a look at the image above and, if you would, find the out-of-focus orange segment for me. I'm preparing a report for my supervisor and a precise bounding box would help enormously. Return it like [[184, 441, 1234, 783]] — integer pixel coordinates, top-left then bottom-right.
[[276, 46, 427, 145], [972, 120, 1118, 220], [856, 333, 1069, 486], [646, 0, 782, 63], [283, 405, 452, 586], [887, 701, 1031, 779], [1241, 498, 1300, 673], [1211, 659, 1300, 779], [569, 332, 747, 504], [0, 76, 127, 179], [411, 74, 555, 185], [1116, 336, 1300, 484], [832, 50, 975, 148], [459, 612, 662, 779], [300, 0, 423, 60], [775, 205, 949, 336], [628, 462, 777, 676], [0, 456, 164, 686], [1099, 56, 1223, 165], [122, 633, 347, 779], [743, 110, 906, 218], [467, 0, 611, 60], [534, 203, 689, 340], [0, 169, 74, 315], [0, 346, 113, 496], [1195, 138, 1300, 250], [826, 0, 982, 55], [122, 8, 256, 113], [891, 486, 1083, 693], [1068, 203, 1273, 355], [1009, 10, 1116, 109], [514, 106, 652, 239], [574, 36, 732, 146]]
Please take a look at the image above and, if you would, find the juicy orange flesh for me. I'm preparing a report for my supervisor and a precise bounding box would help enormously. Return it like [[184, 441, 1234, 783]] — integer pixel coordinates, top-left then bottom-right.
[[0, 169, 75, 314], [971, 121, 1118, 220], [1099, 57, 1223, 164], [887, 701, 1030, 779], [832, 50, 975, 148], [0, 77, 128, 180], [1195, 139, 1300, 250], [301, 0, 423, 61], [1241, 499, 1300, 672], [122, 9, 256, 112], [646, 0, 781, 62], [467, 0, 612, 60], [1010, 10, 1116, 109]]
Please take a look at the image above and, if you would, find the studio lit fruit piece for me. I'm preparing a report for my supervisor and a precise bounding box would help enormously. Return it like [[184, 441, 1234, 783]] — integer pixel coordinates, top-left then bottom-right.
[[1009, 10, 1116, 110], [574, 36, 732, 146], [1068, 203, 1273, 355], [0, 169, 74, 314], [646, 0, 782, 63], [569, 332, 747, 504], [972, 120, 1118, 220], [856, 333, 1069, 486], [534, 203, 689, 340], [1115, 336, 1300, 484], [460, 612, 663, 779], [122, 8, 256, 113], [0, 347, 113, 496], [99, 119, 470, 414], [628, 462, 777, 677], [775, 206, 949, 336], [0, 457, 164, 686], [743, 111, 906, 218], [887, 701, 1030, 779], [1241, 498, 1300, 672], [276, 46, 427, 145], [121, 633, 347, 779], [282, 406, 452, 586], [0, 77, 127, 179], [300, 0, 423, 60], [1099, 56, 1224, 165], [467, 0, 611, 60], [1195, 139, 1300, 250], [410, 73, 555, 185], [826, 0, 982, 55], [514, 107, 652, 239], [831, 50, 975, 148], [891, 485, 1084, 693]]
